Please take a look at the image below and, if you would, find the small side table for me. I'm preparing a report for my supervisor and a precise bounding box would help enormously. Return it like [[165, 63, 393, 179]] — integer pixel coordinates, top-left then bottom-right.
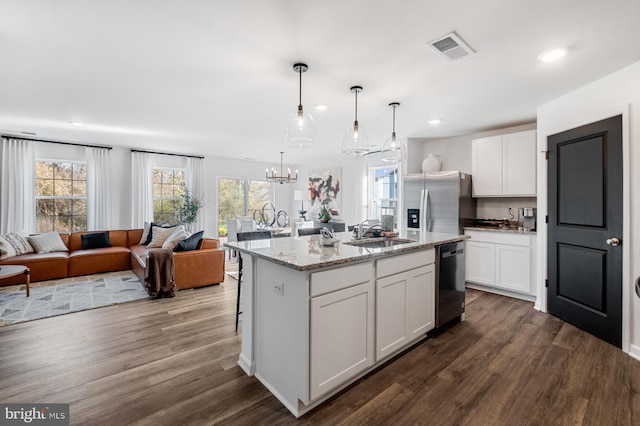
[[0, 265, 31, 297]]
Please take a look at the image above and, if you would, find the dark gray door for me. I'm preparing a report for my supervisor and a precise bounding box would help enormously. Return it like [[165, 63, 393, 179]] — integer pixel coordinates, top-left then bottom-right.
[[547, 115, 623, 347]]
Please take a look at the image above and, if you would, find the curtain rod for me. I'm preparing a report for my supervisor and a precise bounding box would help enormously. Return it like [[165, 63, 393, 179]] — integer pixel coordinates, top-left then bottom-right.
[[130, 149, 204, 159], [1, 134, 113, 150]]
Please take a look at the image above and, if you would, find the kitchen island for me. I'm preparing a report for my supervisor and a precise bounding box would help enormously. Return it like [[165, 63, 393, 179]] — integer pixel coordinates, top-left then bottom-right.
[[225, 231, 468, 417]]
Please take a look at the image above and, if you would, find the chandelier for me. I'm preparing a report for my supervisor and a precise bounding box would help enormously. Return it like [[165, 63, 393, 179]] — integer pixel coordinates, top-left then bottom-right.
[[266, 152, 298, 184]]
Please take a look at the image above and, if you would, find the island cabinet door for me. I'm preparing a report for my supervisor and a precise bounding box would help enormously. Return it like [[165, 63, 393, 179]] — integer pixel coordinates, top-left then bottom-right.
[[309, 281, 375, 401], [407, 264, 435, 339], [376, 264, 435, 361]]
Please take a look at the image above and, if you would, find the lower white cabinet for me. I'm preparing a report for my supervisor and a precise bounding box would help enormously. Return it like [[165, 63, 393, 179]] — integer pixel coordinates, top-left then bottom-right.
[[376, 264, 435, 361], [310, 268, 374, 401], [465, 230, 536, 298]]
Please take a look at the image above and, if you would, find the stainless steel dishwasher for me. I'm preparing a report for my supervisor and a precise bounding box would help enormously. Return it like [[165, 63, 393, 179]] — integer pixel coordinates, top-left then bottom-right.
[[433, 240, 466, 331]]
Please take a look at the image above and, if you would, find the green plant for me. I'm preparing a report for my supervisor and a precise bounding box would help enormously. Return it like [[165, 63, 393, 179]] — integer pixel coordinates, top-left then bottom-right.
[[178, 184, 203, 231], [318, 205, 331, 222]]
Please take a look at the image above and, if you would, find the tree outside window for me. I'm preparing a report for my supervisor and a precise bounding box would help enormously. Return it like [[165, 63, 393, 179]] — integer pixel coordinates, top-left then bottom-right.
[[153, 168, 185, 225], [35, 161, 87, 232], [218, 178, 271, 237]]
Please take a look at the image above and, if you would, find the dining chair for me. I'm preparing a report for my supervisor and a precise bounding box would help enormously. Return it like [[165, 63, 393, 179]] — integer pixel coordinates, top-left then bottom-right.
[[226, 218, 240, 259]]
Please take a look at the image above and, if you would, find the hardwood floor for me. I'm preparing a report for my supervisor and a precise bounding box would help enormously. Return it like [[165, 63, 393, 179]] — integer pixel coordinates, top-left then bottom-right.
[[1, 274, 638, 425]]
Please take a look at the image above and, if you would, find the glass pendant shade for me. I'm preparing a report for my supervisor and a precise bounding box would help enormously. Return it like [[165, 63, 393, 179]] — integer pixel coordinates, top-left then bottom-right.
[[285, 63, 318, 147], [341, 86, 370, 156], [380, 102, 403, 163], [285, 107, 317, 147]]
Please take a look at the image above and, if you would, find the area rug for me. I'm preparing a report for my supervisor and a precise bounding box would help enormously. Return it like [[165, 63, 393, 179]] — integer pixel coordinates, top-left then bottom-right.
[[0, 271, 149, 327]]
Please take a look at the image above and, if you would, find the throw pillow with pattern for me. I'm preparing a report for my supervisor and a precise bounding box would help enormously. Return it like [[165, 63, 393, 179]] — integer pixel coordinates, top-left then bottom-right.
[[0, 232, 34, 260]]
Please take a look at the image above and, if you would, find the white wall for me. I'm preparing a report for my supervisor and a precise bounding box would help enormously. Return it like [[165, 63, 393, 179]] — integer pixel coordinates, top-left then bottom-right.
[[537, 60, 640, 359]]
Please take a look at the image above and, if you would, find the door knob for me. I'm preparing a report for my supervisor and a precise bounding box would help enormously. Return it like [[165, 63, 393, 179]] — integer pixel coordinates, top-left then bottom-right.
[[606, 237, 621, 246]]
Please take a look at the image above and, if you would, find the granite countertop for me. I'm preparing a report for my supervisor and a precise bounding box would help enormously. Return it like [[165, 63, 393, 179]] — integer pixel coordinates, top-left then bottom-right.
[[224, 231, 468, 271], [464, 226, 537, 235]]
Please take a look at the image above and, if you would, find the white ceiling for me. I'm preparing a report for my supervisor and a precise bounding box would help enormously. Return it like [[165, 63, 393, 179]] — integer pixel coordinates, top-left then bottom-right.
[[1, 0, 639, 166]]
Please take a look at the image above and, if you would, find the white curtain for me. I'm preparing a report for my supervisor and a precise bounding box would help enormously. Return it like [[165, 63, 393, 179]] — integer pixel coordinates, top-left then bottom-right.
[[186, 156, 205, 233], [131, 151, 153, 228], [86, 147, 111, 230], [0, 137, 35, 234]]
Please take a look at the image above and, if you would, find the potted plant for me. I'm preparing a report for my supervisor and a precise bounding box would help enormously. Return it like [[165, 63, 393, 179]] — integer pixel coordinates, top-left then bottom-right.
[[318, 205, 331, 223], [178, 184, 203, 232]]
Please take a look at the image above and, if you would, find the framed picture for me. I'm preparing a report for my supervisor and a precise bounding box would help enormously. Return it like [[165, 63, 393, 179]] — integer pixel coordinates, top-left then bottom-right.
[[308, 167, 341, 220]]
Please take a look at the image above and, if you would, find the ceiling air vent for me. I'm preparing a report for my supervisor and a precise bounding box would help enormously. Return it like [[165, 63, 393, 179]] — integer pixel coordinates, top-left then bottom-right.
[[427, 32, 475, 61]]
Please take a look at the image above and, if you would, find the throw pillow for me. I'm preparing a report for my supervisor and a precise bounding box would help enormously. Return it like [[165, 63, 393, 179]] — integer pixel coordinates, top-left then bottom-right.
[[173, 230, 204, 252], [162, 227, 191, 250], [81, 232, 112, 250], [0, 232, 34, 260], [0, 236, 17, 260], [147, 225, 182, 248], [28, 232, 69, 253], [139, 221, 152, 245], [144, 223, 176, 246]]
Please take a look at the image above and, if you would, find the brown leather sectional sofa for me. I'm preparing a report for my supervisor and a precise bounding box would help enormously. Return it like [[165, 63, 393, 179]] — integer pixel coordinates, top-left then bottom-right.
[[0, 229, 225, 290]]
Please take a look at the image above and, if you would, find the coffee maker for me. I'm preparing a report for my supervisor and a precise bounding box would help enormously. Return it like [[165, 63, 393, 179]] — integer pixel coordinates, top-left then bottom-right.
[[522, 207, 536, 231]]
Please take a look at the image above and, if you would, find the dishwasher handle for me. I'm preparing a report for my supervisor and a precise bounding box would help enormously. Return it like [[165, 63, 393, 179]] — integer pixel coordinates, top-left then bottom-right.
[[441, 248, 464, 259]]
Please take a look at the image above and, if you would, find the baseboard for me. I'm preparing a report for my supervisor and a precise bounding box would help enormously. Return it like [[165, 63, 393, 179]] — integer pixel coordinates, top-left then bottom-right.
[[629, 344, 640, 361], [237, 353, 255, 376], [466, 283, 536, 302]]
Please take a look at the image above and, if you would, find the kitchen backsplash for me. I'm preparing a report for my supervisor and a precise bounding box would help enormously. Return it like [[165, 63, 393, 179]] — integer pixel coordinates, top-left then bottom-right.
[[476, 197, 537, 219]]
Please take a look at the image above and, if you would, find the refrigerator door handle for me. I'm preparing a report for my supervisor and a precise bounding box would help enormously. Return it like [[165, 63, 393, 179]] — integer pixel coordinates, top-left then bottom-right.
[[421, 189, 429, 232]]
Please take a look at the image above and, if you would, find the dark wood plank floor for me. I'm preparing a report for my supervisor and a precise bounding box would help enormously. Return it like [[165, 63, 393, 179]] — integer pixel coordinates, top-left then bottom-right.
[[1, 273, 638, 425]]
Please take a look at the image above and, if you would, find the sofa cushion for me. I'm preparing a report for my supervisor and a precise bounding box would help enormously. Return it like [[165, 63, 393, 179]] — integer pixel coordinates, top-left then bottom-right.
[[162, 227, 190, 250], [81, 231, 112, 250], [174, 231, 204, 252], [28, 232, 69, 253], [147, 225, 183, 248]]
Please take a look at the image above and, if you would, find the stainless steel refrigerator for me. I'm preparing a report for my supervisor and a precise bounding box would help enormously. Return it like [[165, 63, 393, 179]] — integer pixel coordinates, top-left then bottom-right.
[[403, 170, 475, 237], [403, 170, 476, 330]]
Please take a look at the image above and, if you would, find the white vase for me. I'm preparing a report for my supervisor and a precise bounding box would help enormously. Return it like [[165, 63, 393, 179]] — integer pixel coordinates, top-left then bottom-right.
[[421, 153, 441, 172]]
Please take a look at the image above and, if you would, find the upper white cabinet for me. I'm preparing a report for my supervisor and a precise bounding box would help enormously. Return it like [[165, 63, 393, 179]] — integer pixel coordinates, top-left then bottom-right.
[[472, 129, 537, 197]]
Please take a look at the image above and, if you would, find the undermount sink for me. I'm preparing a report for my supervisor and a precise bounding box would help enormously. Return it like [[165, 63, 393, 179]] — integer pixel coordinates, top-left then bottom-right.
[[344, 238, 416, 248]]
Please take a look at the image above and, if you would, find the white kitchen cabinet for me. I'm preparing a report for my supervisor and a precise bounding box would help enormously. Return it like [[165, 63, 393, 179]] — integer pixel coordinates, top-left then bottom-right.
[[376, 250, 435, 361], [310, 264, 374, 401], [465, 240, 496, 285], [464, 230, 536, 300], [472, 129, 536, 197]]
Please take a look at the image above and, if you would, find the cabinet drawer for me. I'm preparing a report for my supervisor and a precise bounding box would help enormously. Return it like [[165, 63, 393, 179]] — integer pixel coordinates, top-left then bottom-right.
[[376, 249, 435, 279], [465, 230, 530, 246], [310, 262, 373, 297]]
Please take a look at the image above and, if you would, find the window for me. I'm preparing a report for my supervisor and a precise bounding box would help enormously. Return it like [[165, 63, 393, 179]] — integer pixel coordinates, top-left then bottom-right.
[[217, 178, 272, 237], [369, 165, 399, 230], [153, 168, 185, 225], [35, 160, 87, 232]]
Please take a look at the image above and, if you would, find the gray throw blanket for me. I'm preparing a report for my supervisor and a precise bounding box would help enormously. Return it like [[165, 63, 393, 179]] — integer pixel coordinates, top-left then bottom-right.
[[144, 248, 176, 298]]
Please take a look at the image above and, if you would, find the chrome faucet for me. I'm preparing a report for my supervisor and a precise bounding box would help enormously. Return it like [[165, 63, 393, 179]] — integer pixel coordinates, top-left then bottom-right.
[[355, 219, 382, 239]]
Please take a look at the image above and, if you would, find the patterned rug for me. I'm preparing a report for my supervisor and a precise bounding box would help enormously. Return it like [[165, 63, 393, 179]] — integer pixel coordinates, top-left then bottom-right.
[[0, 271, 149, 327]]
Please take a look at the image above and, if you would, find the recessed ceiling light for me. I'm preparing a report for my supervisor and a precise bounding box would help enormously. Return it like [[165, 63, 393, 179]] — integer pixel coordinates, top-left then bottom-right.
[[69, 121, 84, 127], [429, 119, 441, 125], [538, 47, 568, 62], [314, 104, 328, 111]]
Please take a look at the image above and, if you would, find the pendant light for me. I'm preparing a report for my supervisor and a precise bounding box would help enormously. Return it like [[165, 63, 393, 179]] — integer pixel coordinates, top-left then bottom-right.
[[380, 102, 404, 163], [285, 63, 318, 147], [266, 152, 298, 184], [341, 86, 370, 156]]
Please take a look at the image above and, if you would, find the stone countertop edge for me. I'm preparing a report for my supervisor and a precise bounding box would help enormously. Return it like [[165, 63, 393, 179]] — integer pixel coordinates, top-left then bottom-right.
[[224, 232, 469, 272], [464, 226, 537, 235]]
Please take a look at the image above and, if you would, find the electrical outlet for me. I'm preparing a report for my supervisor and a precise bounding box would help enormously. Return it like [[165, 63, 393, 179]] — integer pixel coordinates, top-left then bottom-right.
[[272, 281, 284, 296]]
